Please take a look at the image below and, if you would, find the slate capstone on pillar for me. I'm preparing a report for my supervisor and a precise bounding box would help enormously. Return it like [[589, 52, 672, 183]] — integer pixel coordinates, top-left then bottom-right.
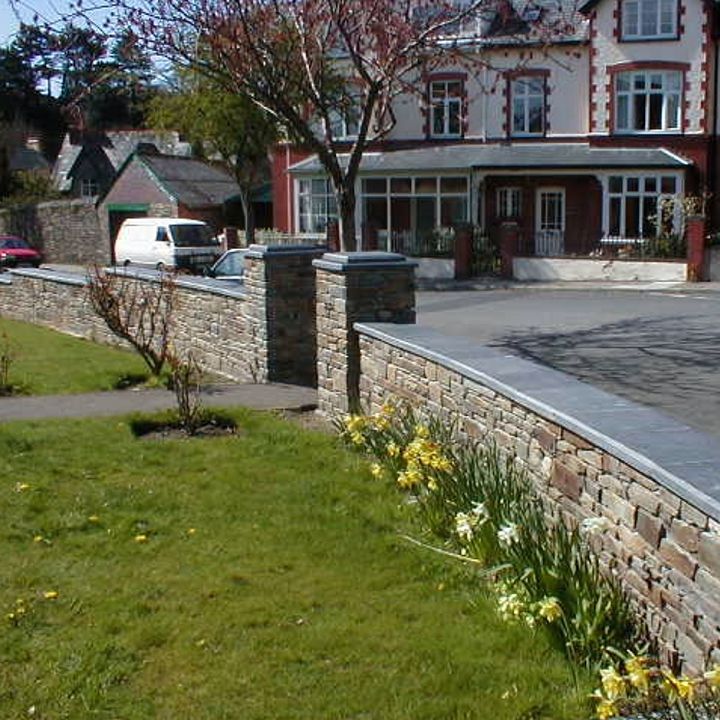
[[313, 251, 417, 415]]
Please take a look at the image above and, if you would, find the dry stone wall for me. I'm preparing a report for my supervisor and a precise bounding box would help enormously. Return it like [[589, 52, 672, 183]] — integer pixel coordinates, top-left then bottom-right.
[[353, 323, 720, 674], [0, 244, 322, 386], [0, 199, 107, 265]]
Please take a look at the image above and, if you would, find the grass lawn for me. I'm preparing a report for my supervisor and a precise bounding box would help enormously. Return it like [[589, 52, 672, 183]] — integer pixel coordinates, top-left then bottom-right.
[[0, 317, 148, 394], [0, 409, 593, 719]]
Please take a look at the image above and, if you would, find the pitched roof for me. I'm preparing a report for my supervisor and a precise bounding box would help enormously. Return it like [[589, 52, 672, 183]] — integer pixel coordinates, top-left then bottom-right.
[[289, 143, 691, 174], [9, 146, 50, 173], [136, 152, 241, 207], [52, 130, 192, 192]]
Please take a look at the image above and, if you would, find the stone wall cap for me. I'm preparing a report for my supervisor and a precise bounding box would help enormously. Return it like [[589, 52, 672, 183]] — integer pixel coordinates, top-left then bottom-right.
[[246, 244, 327, 259], [0, 273, 12, 285], [11, 267, 86, 287], [106, 266, 247, 299], [314, 251, 418, 272], [356, 321, 720, 523]]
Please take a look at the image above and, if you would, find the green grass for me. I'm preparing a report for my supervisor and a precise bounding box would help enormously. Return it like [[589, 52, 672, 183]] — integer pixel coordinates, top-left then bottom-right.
[[0, 410, 592, 719], [0, 317, 149, 394]]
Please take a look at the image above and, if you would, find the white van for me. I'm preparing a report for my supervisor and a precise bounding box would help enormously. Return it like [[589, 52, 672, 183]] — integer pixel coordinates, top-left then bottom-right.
[[114, 218, 222, 272]]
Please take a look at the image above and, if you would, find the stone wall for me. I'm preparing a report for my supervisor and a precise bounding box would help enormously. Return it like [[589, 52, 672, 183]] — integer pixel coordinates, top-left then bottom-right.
[[0, 199, 107, 265], [351, 323, 720, 674], [0, 244, 322, 386]]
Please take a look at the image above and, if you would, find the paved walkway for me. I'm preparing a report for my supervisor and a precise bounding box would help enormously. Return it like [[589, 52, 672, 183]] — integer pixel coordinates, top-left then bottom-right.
[[0, 383, 318, 423]]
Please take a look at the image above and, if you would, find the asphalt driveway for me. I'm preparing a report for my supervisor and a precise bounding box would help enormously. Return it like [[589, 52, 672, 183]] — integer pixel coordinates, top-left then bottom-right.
[[416, 286, 720, 438]]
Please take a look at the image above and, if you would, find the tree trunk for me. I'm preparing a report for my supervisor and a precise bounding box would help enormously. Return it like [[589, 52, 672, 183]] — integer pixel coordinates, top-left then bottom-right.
[[337, 185, 357, 252], [238, 186, 255, 246]]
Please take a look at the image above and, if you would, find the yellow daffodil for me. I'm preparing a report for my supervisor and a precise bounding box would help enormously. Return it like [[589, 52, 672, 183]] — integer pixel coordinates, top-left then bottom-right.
[[600, 666, 626, 701], [42, 590, 58, 600], [33, 535, 44, 543], [662, 670, 696, 704], [134, 534, 148, 543], [369, 463, 383, 479], [625, 655, 650, 694], [387, 442, 400, 458], [15, 483, 30, 493], [594, 696, 618, 720], [704, 665, 720, 691], [537, 597, 563, 623], [187, 528, 197, 536], [88, 515, 100, 523]]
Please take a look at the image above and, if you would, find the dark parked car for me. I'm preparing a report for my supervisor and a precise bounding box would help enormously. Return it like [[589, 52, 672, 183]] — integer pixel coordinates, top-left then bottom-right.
[[205, 249, 247, 281], [0, 236, 42, 269]]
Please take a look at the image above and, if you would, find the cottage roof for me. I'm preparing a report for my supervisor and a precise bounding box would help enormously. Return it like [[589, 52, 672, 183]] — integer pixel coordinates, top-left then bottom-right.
[[52, 130, 192, 192], [136, 152, 241, 208], [9, 146, 50, 173], [289, 143, 691, 174]]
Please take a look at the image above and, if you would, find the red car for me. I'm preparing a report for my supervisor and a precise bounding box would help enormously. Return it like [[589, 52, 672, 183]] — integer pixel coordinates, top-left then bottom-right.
[[0, 235, 42, 269]]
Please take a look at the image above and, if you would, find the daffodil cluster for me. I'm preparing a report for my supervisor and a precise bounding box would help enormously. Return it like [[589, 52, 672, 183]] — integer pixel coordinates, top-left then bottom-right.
[[592, 657, 720, 720], [396, 430, 453, 491]]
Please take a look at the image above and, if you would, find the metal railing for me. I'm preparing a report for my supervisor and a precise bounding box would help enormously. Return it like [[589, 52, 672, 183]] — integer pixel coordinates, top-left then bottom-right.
[[253, 229, 327, 247]]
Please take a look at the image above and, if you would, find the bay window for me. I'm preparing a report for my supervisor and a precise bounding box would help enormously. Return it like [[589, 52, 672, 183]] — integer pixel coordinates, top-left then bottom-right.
[[606, 174, 679, 238], [297, 178, 337, 233]]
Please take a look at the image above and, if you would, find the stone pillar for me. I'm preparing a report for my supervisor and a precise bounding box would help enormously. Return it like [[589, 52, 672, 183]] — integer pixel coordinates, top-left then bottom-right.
[[686, 215, 707, 282], [314, 252, 417, 415], [243, 244, 325, 386], [499, 221, 519, 279], [454, 224, 473, 280]]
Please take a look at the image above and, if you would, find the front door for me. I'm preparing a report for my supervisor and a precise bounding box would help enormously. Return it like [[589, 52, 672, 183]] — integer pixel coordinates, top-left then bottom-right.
[[535, 188, 565, 256]]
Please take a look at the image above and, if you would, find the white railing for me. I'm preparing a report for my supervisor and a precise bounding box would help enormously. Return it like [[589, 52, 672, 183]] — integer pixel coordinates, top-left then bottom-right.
[[253, 230, 327, 247], [534, 230, 564, 256]]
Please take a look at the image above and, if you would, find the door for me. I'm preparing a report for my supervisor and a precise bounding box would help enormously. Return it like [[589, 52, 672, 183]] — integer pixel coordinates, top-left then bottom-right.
[[535, 188, 565, 256]]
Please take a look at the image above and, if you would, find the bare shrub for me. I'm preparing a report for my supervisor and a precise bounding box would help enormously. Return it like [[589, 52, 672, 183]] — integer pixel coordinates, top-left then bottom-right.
[[0, 327, 14, 395], [167, 349, 204, 435], [87, 266, 176, 377]]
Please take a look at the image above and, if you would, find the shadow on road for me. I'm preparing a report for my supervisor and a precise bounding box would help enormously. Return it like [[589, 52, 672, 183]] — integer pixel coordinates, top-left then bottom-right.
[[495, 315, 720, 438]]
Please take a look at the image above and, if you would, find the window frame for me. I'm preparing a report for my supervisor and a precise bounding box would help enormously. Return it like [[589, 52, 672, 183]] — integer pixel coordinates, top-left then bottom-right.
[[510, 76, 546, 137], [80, 178, 99, 198], [620, 0, 678, 41], [428, 78, 465, 139], [604, 173, 682, 239], [296, 177, 337, 234], [496, 187, 523, 219], [611, 65, 686, 134]]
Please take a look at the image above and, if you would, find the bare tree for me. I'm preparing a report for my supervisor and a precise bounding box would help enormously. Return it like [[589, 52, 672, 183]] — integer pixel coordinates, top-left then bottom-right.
[[166, 348, 204, 434], [87, 266, 175, 377], [117, 0, 522, 250]]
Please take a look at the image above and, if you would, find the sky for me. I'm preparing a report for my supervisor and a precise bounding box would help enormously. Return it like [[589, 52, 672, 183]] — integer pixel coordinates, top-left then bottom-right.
[[0, 0, 109, 45]]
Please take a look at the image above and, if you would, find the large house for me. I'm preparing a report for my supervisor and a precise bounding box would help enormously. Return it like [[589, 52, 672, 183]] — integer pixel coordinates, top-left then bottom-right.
[[271, 0, 717, 266]]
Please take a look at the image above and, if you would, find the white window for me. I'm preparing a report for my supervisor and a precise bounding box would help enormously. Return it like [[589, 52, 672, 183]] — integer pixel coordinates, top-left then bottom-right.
[[297, 178, 337, 233], [615, 70, 681, 132], [622, 0, 677, 39], [360, 175, 469, 253], [511, 77, 545, 136], [607, 175, 679, 238], [496, 187, 522, 218], [430, 80, 463, 137], [80, 178, 99, 197], [329, 93, 360, 140]]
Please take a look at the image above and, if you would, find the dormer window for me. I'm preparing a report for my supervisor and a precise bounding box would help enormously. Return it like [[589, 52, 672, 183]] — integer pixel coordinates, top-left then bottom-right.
[[622, 0, 677, 40]]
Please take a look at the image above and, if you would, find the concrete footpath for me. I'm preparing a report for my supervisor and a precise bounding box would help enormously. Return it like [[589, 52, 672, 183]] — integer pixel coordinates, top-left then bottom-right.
[[0, 383, 318, 423]]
